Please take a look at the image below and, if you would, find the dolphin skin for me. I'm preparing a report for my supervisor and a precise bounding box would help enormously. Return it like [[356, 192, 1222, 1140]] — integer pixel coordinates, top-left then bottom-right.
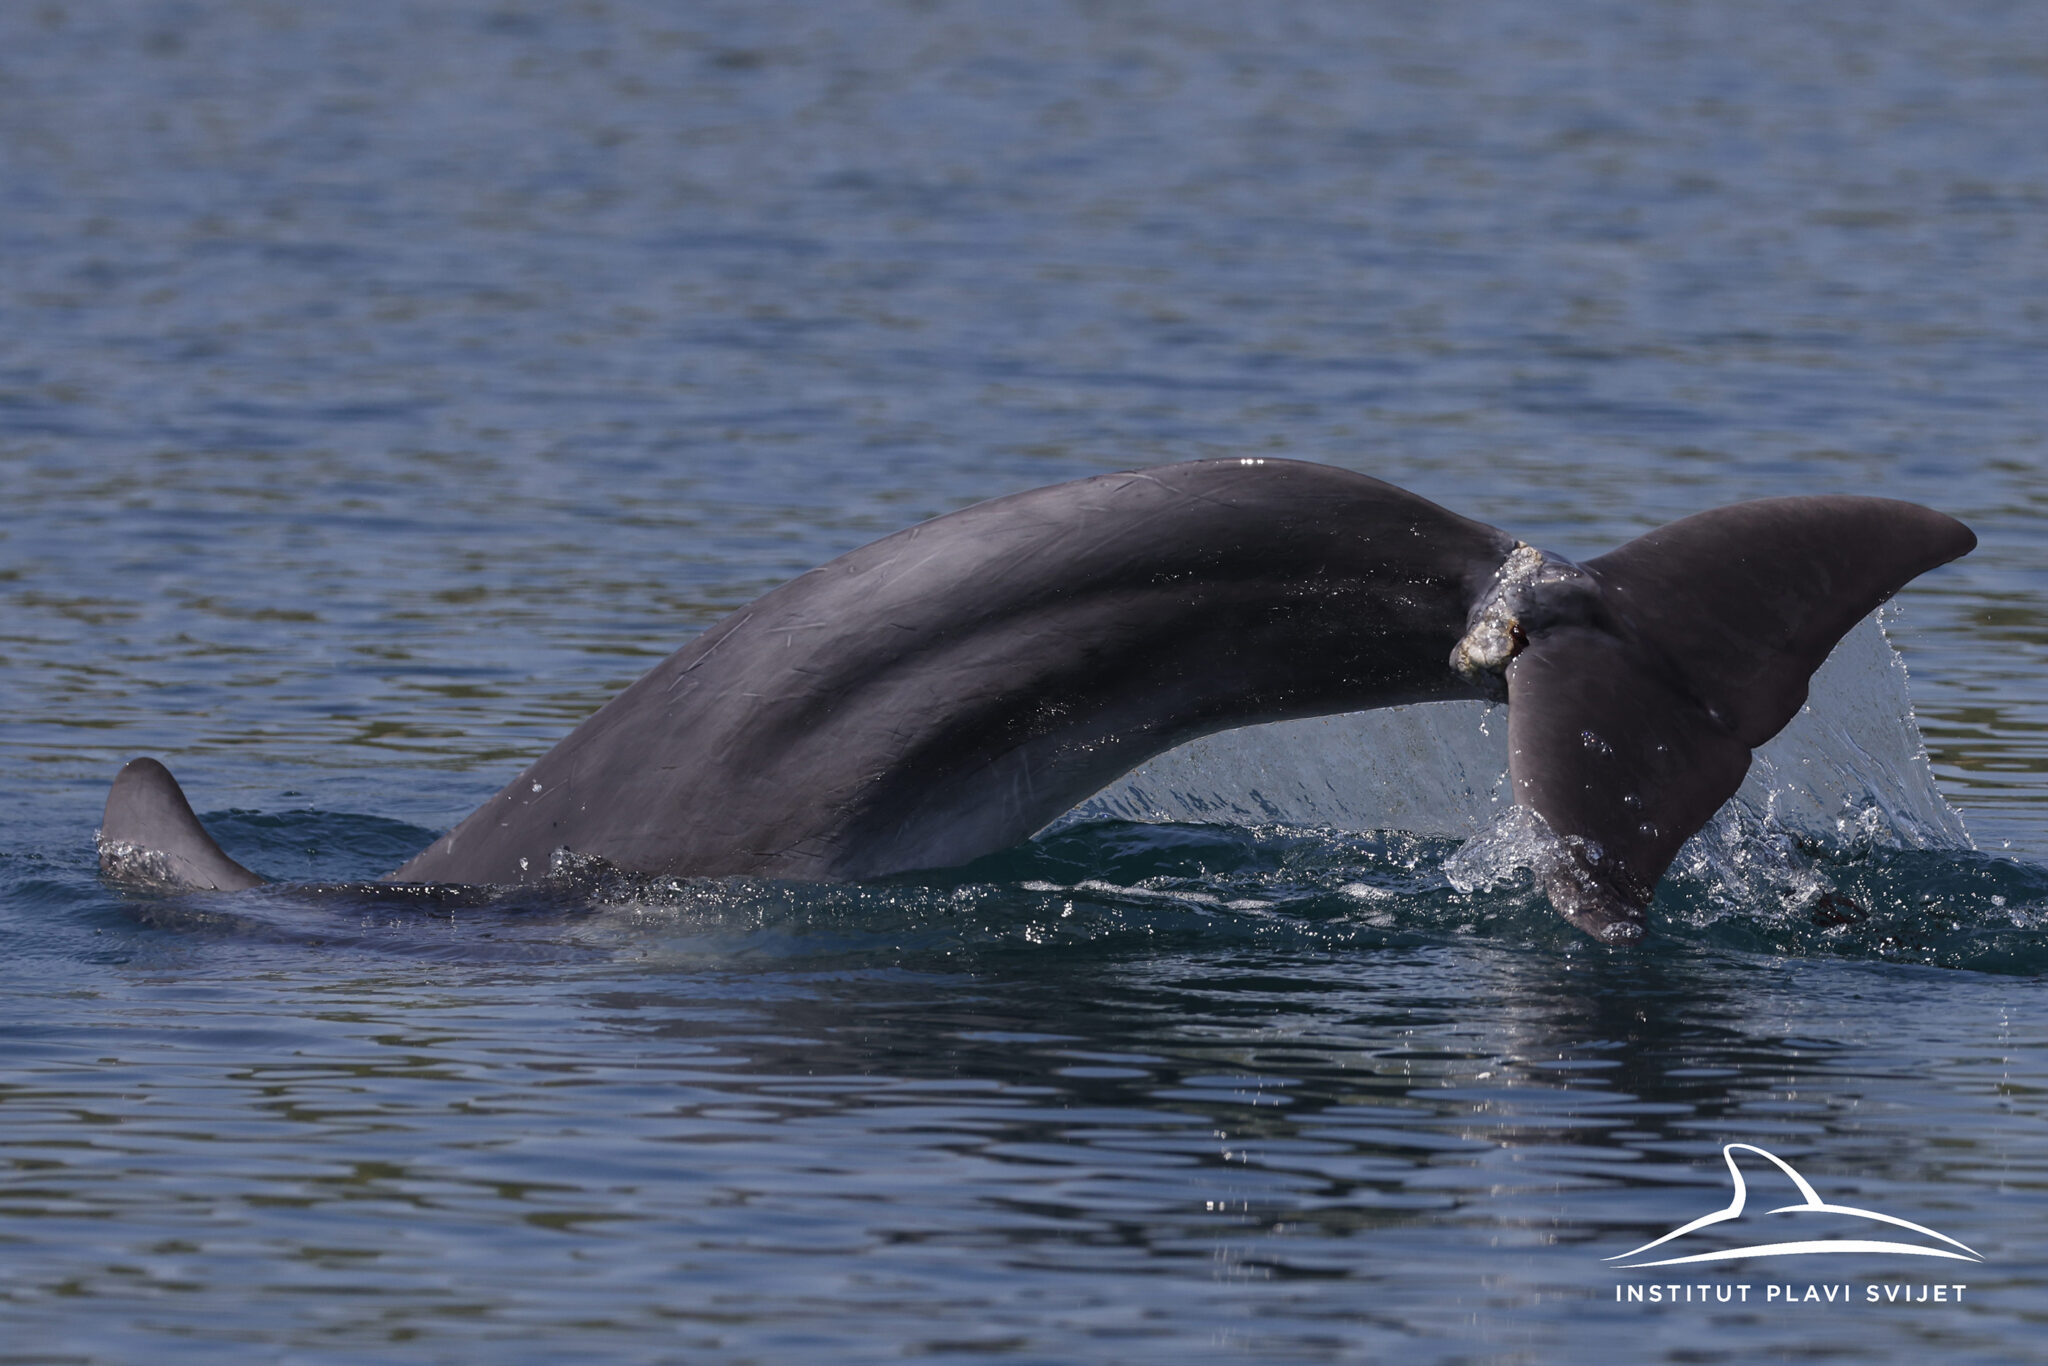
[[98, 458, 1975, 942]]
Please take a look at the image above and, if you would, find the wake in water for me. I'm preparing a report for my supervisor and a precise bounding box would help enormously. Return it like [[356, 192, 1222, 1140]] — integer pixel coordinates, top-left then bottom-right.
[[103, 808, 2046, 975]]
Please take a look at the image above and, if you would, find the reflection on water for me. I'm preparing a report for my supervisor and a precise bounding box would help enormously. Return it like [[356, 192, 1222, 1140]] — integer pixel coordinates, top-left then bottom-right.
[[3, 0, 2045, 1361], [4, 910, 2043, 1361]]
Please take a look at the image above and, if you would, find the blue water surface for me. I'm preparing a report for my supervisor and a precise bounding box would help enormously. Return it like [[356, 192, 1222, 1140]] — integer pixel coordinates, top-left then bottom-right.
[[3, 2, 2046, 1361]]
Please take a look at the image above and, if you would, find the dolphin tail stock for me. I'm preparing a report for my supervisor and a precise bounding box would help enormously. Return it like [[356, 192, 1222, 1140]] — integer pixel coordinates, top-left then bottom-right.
[[97, 757, 266, 891], [1472, 496, 1977, 942]]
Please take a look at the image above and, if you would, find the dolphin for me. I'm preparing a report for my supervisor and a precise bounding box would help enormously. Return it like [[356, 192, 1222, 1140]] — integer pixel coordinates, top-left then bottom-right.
[[97, 458, 1975, 942]]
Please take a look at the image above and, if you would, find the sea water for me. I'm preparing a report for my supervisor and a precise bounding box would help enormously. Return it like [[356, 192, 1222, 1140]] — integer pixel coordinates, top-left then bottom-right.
[[3, 2, 2046, 1361]]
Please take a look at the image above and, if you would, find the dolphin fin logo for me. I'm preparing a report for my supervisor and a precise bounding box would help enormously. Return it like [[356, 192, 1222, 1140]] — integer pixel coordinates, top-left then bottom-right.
[[1607, 1144, 1983, 1268]]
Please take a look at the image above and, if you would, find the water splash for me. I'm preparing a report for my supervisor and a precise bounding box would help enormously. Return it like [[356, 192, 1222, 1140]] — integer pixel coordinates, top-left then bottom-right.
[[1071, 613, 1970, 901], [1728, 608, 1971, 851], [1071, 699, 1514, 837]]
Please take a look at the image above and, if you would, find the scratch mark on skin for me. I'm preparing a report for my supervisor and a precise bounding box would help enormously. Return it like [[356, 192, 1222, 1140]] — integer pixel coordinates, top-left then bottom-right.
[[668, 613, 752, 690]]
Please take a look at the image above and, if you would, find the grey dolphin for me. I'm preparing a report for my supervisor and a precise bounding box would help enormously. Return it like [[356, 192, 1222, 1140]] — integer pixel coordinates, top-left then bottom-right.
[[98, 458, 1975, 941]]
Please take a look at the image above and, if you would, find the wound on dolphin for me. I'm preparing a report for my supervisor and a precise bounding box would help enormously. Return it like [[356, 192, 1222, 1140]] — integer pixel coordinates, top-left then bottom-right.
[[97, 458, 1975, 943]]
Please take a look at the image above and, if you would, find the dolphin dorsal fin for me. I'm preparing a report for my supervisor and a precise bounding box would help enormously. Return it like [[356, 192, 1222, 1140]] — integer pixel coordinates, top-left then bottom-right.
[[98, 757, 265, 891], [1495, 497, 1975, 940]]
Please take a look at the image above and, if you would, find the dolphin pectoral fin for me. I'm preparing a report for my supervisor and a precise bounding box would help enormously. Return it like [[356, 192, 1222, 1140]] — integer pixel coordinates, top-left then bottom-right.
[[1505, 627, 1750, 942], [97, 757, 265, 891], [1498, 496, 1975, 941]]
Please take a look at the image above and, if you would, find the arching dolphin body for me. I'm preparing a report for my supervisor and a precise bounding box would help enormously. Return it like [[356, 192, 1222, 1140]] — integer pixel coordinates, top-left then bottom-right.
[[98, 459, 1975, 942]]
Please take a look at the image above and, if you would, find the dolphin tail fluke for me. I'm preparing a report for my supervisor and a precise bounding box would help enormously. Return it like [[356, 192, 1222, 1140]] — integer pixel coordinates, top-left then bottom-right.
[[1504, 625, 1750, 941], [1497, 497, 1976, 942], [97, 757, 265, 891]]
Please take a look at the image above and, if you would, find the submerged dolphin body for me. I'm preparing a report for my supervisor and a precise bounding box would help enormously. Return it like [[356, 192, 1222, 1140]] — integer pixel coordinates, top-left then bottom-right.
[[99, 459, 1974, 942]]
